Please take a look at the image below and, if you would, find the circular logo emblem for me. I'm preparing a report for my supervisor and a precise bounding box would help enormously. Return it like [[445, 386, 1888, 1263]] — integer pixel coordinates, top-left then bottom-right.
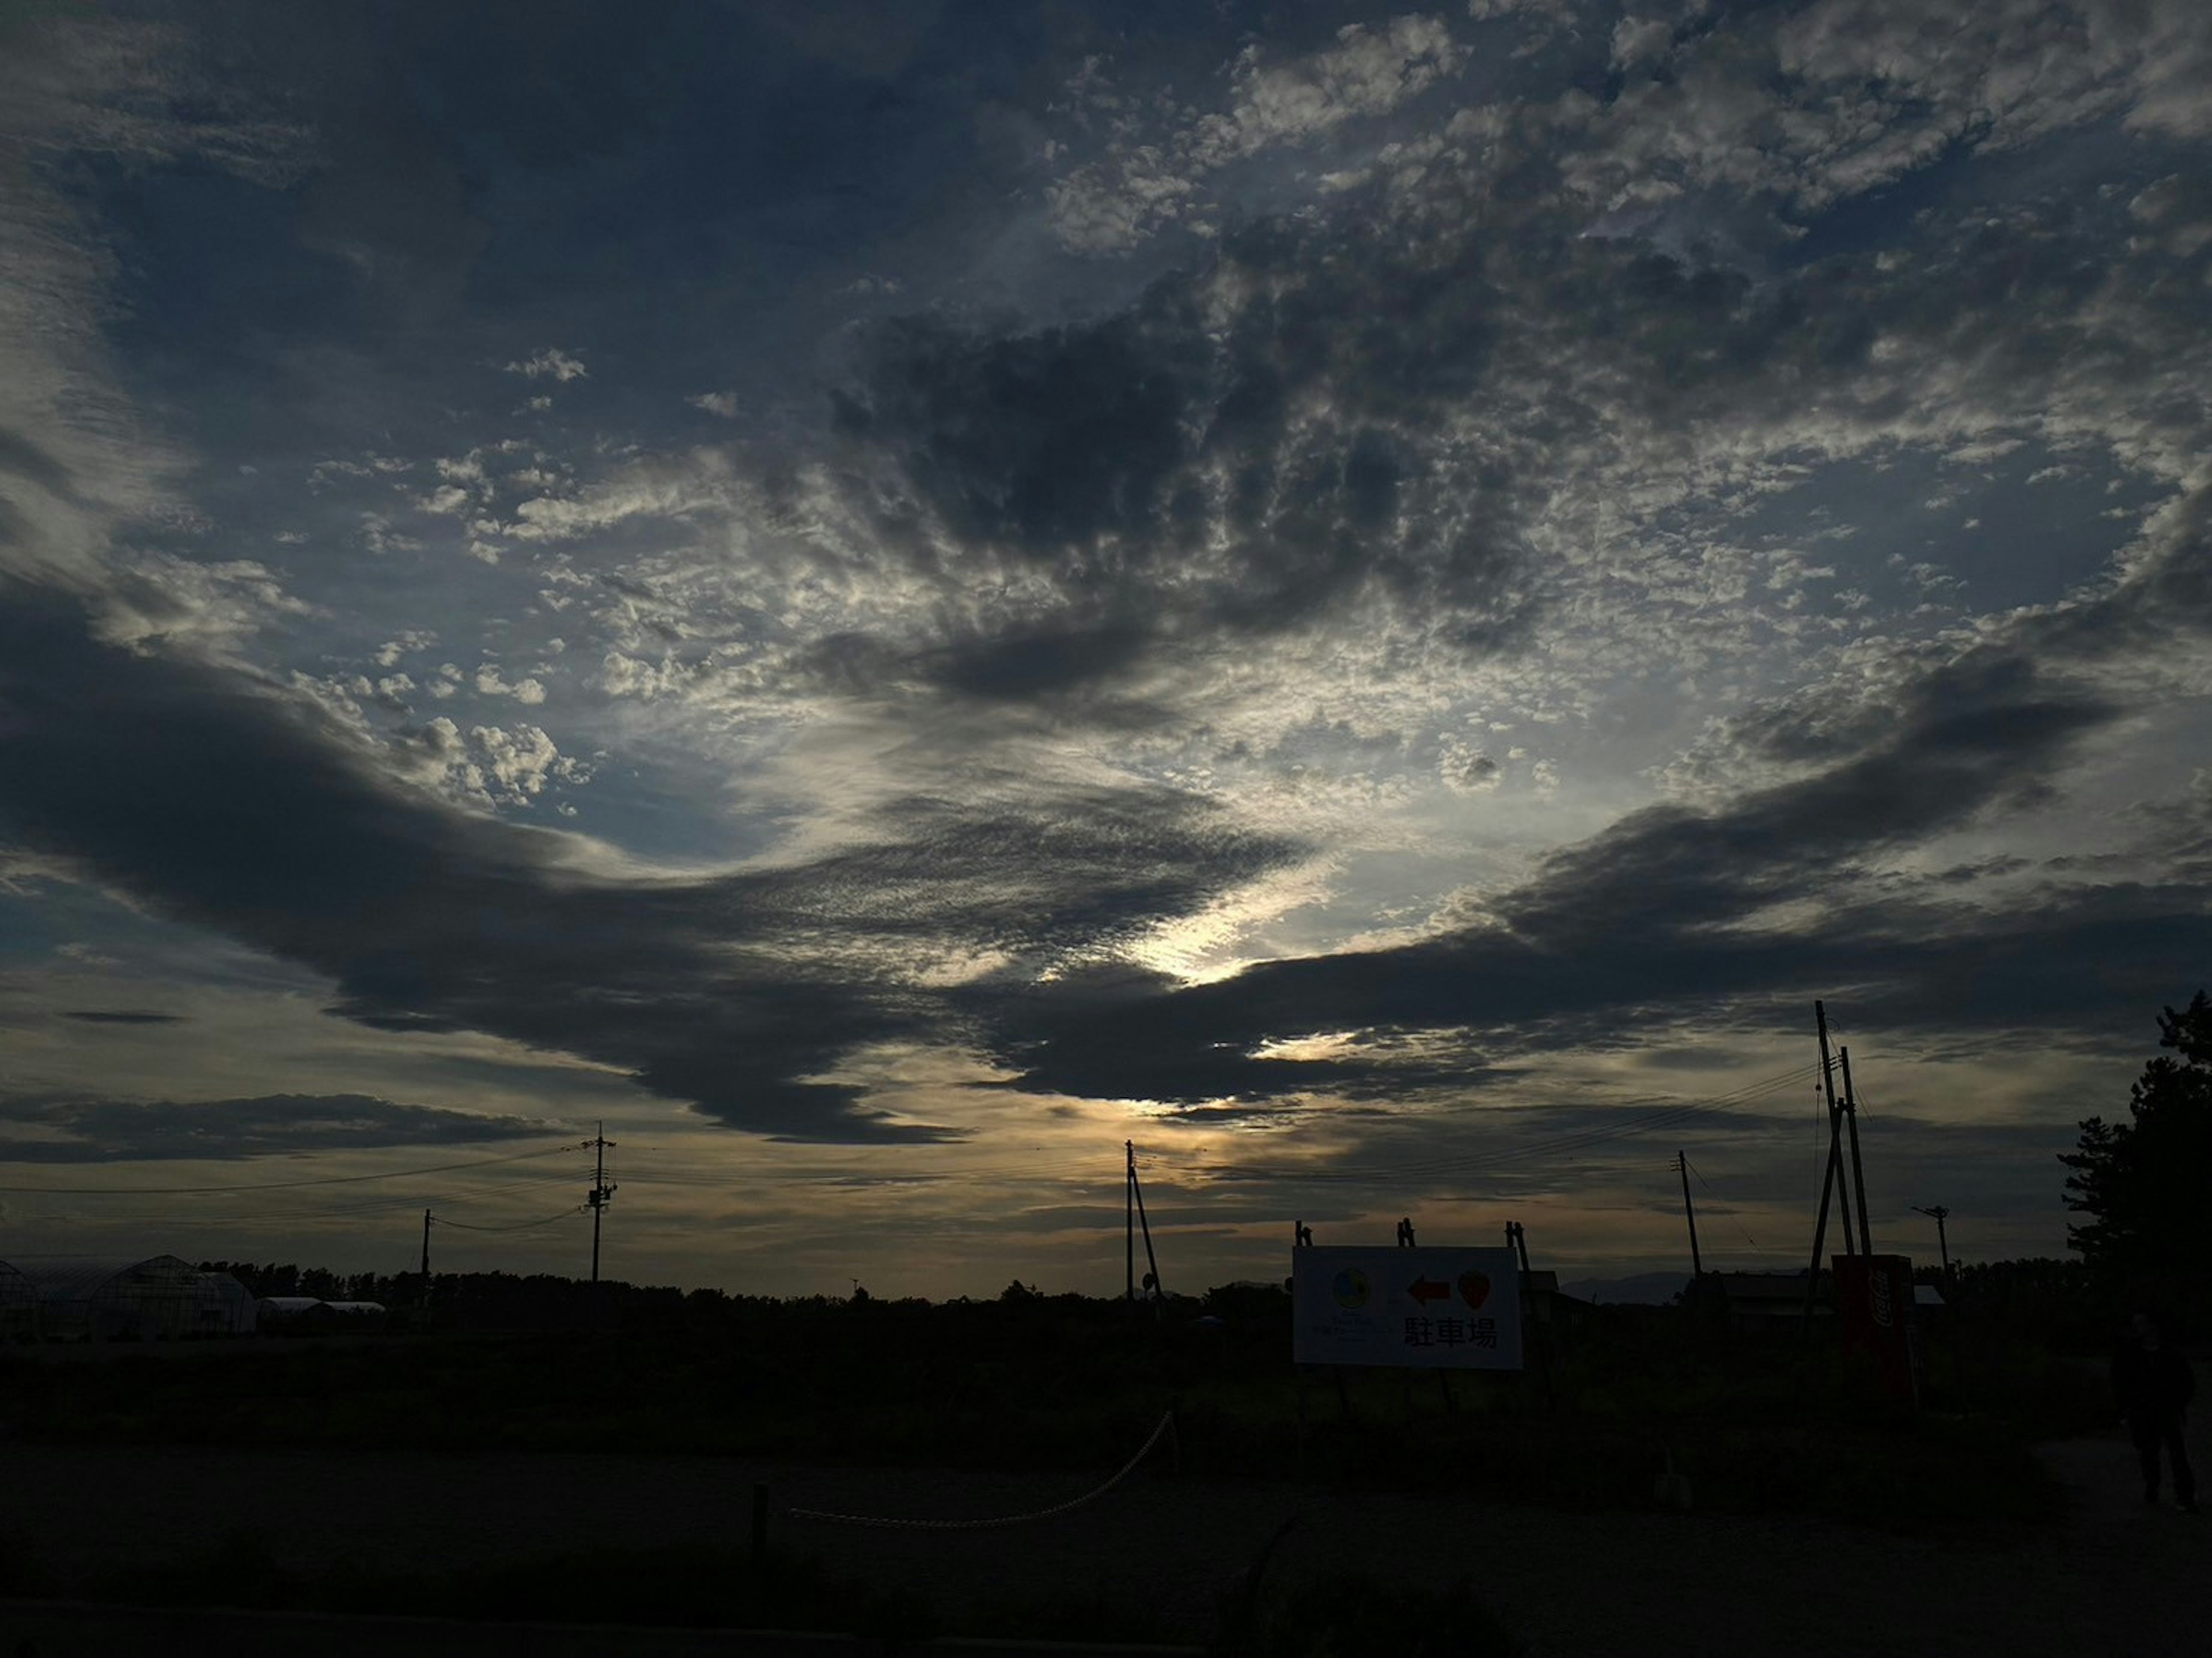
[[1331, 1268, 1370, 1310]]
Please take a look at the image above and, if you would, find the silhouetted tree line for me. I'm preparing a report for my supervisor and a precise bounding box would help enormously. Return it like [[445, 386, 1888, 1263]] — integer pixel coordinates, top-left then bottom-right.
[[177, 1260, 1238, 1337], [195, 1262, 711, 1326], [196, 1262, 397, 1303], [2061, 989, 2212, 1336]]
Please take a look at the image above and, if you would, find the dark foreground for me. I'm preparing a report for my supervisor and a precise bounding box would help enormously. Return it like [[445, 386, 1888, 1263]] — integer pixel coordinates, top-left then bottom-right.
[[4, 1424, 2209, 1656]]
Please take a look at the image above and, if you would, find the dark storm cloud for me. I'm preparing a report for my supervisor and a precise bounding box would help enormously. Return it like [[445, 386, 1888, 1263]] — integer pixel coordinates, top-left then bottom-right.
[[983, 635, 2210, 1105], [821, 142, 2186, 710], [922, 620, 1159, 703], [834, 310, 1198, 561], [0, 1090, 548, 1162], [743, 787, 1296, 955], [824, 210, 1537, 693], [1506, 651, 2118, 947], [60, 1010, 184, 1025], [0, 588, 1295, 1140]]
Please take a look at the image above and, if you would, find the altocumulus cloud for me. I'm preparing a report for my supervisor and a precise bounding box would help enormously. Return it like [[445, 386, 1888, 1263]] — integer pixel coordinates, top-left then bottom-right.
[[1, 0, 2210, 1265]]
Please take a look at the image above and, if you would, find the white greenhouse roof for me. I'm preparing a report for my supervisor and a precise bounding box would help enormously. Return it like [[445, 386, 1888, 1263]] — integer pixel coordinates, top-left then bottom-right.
[[0, 1254, 202, 1302]]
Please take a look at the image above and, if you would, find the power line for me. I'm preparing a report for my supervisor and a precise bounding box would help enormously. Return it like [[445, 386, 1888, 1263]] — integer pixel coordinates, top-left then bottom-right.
[[0, 1140, 586, 1197], [5, 1170, 594, 1239], [1682, 1153, 1767, 1254], [431, 1206, 587, 1234], [14, 1181, 591, 1231]]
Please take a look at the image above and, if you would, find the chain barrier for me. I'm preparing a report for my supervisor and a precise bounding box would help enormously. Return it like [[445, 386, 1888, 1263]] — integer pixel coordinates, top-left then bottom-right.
[[784, 1409, 1177, 1530]]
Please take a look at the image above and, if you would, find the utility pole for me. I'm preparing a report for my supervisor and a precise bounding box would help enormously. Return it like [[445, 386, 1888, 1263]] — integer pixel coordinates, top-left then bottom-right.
[[1816, 1001, 1856, 1257], [1839, 1045, 1873, 1254], [419, 1208, 432, 1307], [1802, 999, 1855, 1335], [1505, 1221, 1552, 1411], [1674, 1152, 1703, 1280], [585, 1121, 618, 1285], [1913, 1205, 1951, 1281], [1125, 1141, 1161, 1306], [1126, 1141, 1135, 1302]]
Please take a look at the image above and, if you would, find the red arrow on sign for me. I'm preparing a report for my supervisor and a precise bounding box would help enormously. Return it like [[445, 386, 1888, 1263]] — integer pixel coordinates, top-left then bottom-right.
[[1408, 1278, 1450, 1305]]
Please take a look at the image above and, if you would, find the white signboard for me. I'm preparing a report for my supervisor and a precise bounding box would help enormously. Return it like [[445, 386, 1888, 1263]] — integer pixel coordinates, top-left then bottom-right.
[[1291, 1246, 1524, 1369]]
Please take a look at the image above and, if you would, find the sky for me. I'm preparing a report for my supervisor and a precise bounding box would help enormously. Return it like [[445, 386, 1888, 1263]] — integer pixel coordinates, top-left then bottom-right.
[[2, 0, 2209, 1300]]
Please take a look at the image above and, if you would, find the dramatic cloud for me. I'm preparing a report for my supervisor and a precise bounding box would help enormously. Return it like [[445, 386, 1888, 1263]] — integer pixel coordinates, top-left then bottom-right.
[[0, 1091, 551, 1162], [0, 591, 1297, 1141], [2, 0, 2209, 1289]]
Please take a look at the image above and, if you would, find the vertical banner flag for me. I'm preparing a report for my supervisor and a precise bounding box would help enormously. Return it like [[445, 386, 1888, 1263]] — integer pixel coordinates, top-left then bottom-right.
[[1292, 1246, 1525, 1369]]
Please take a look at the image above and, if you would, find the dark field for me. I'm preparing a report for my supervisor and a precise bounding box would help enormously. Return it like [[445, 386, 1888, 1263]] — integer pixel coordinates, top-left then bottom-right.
[[4, 1293, 2209, 1653]]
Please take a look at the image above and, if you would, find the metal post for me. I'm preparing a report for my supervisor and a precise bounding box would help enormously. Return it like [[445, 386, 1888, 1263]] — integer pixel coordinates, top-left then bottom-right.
[[1676, 1153, 1703, 1280], [1839, 1045, 1873, 1255], [419, 1208, 431, 1307]]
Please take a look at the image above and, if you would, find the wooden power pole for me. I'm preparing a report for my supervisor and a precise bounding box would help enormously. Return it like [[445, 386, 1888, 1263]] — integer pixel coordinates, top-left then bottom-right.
[[1802, 1000, 1856, 1335], [1125, 1141, 1161, 1306], [419, 1208, 432, 1307], [1913, 1204, 1951, 1281], [1839, 1045, 1873, 1254], [585, 1122, 618, 1284], [1675, 1152, 1703, 1280]]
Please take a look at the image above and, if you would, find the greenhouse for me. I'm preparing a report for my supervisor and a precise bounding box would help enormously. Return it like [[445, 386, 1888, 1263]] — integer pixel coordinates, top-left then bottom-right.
[[0, 1254, 256, 1341]]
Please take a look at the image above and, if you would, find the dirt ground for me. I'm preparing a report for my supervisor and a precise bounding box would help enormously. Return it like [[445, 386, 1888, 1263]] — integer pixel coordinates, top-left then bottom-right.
[[7, 1417, 2209, 1655]]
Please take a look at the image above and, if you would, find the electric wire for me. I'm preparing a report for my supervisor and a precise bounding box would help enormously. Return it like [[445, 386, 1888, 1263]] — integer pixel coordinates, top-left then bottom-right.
[[1682, 1153, 1766, 1254], [3, 1159, 596, 1228], [0, 1140, 587, 1197], [430, 1205, 588, 1234]]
